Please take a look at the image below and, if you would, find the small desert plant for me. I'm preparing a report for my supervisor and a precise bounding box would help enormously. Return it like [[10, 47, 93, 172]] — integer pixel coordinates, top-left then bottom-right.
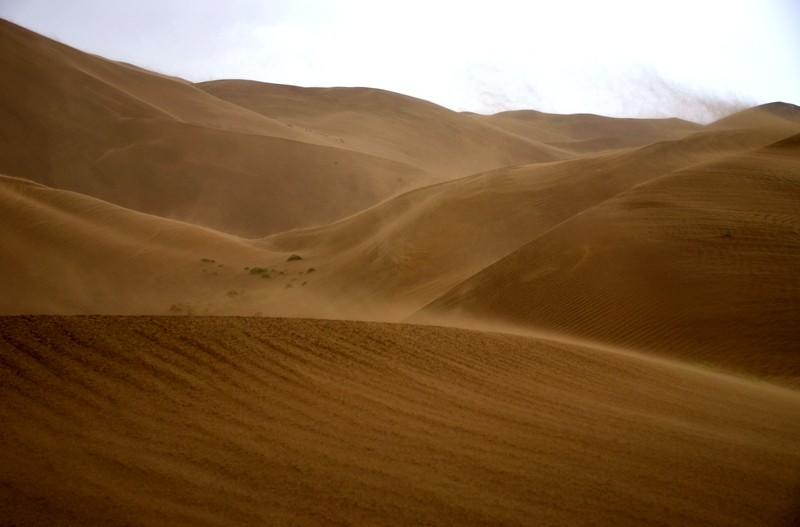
[[200, 258, 215, 263], [226, 290, 239, 298], [287, 254, 303, 262], [249, 267, 269, 276], [168, 303, 193, 315], [307, 267, 316, 274]]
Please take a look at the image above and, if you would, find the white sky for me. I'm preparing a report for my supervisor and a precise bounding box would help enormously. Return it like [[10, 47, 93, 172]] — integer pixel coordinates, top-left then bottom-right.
[[2, 0, 798, 122]]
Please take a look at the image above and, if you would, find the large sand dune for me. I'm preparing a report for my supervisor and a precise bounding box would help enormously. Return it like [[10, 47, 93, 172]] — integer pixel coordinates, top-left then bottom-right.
[[0, 19, 427, 235], [2, 316, 799, 527], [199, 80, 566, 177], [421, 136, 800, 384], [263, 125, 794, 316]]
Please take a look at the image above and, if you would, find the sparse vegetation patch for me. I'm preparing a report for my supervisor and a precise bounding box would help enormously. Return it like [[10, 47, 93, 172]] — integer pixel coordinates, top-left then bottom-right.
[[249, 267, 270, 277]]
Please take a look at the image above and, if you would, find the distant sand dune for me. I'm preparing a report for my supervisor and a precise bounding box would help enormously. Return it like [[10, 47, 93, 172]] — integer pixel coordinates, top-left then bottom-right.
[[475, 109, 701, 153], [199, 80, 567, 178], [0, 20, 425, 236]]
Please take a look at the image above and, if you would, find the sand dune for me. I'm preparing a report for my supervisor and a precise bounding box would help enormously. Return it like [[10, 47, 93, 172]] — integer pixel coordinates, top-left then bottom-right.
[[474, 109, 701, 154], [2, 123, 793, 321], [420, 137, 800, 384], [199, 80, 567, 178], [709, 102, 800, 131], [0, 174, 271, 313], [2, 316, 799, 527], [263, 125, 794, 316], [0, 174, 376, 318], [0, 19, 426, 235]]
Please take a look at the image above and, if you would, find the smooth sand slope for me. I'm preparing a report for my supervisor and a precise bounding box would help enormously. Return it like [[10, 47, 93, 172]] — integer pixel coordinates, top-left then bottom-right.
[[0, 19, 427, 235], [421, 135, 800, 385], [474, 109, 701, 154], [2, 316, 800, 527], [0, 174, 377, 318], [2, 122, 795, 326], [199, 80, 567, 178], [263, 125, 794, 315], [709, 102, 800, 131], [0, 174, 275, 314]]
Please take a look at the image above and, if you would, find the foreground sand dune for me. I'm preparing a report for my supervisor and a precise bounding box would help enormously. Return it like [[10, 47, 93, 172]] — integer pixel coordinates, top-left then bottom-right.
[[1, 316, 799, 526]]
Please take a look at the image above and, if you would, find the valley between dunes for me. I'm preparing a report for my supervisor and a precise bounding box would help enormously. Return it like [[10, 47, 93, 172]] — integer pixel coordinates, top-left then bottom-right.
[[1, 18, 800, 527]]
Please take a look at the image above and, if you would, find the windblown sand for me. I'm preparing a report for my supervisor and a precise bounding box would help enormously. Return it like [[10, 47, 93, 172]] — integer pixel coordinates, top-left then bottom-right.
[[2, 316, 800, 527]]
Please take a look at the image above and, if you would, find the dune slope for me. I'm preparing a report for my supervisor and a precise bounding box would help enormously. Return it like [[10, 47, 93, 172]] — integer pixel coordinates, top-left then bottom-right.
[[198, 80, 566, 178], [475, 109, 701, 154], [709, 102, 800, 131], [421, 138, 800, 384], [1, 316, 800, 527], [263, 126, 793, 316], [0, 19, 425, 235], [0, 174, 274, 313], [0, 174, 381, 317]]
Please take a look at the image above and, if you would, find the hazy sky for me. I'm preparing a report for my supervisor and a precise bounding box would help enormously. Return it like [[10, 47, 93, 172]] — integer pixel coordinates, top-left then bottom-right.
[[2, 0, 798, 122]]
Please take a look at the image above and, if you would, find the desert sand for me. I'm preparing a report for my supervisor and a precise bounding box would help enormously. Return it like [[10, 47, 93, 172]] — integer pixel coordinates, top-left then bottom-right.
[[1, 17, 800, 527], [2, 316, 800, 527]]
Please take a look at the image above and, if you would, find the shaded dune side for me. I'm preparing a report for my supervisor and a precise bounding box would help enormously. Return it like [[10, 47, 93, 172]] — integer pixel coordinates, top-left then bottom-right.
[[421, 142, 800, 384], [1, 316, 799, 527]]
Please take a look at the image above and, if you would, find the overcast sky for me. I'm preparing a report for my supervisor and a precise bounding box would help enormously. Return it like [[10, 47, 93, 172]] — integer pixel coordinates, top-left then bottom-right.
[[2, 0, 798, 122]]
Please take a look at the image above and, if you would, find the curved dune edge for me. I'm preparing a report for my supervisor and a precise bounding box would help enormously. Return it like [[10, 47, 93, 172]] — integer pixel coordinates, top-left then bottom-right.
[[418, 140, 800, 385], [1, 316, 799, 527]]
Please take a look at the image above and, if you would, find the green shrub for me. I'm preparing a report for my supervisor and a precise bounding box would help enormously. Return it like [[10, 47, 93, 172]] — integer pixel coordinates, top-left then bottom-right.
[[287, 254, 303, 262]]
